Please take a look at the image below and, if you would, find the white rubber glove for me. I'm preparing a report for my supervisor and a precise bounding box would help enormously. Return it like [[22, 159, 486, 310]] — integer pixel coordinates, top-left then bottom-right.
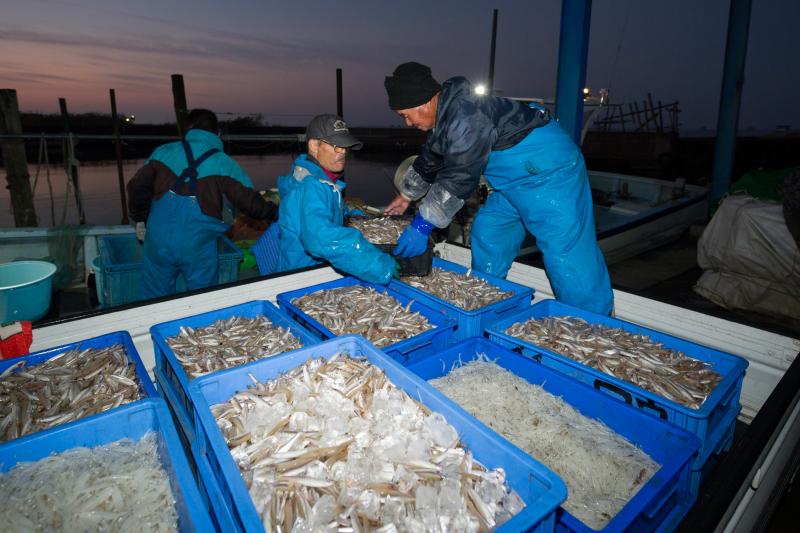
[[135, 222, 146, 242]]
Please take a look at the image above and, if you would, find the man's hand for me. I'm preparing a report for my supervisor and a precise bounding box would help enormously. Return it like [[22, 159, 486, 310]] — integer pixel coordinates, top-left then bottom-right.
[[135, 222, 146, 243], [393, 213, 433, 258], [384, 194, 410, 216]]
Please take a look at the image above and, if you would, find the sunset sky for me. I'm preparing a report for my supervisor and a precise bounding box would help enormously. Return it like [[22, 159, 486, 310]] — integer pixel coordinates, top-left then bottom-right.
[[1, 0, 797, 131]]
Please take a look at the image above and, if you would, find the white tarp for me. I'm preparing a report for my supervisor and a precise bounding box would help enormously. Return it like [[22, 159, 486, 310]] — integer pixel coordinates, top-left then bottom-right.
[[695, 195, 800, 320]]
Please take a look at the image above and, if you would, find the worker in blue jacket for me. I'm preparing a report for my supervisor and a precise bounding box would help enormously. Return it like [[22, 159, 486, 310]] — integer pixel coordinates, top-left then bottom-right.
[[383, 62, 613, 315], [127, 109, 277, 299], [277, 114, 399, 284]]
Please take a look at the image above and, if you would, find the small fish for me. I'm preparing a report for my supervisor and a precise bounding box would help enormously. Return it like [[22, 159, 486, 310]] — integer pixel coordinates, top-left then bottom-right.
[[292, 286, 433, 347], [0, 344, 142, 442], [400, 267, 514, 311], [167, 315, 303, 379], [346, 216, 410, 245], [506, 316, 722, 409]]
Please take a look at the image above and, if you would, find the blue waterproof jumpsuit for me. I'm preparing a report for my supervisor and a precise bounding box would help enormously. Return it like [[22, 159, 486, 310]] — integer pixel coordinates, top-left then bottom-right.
[[277, 155, 396, 284], [399, 78, 613, 314], [129, 129, 270, 299]]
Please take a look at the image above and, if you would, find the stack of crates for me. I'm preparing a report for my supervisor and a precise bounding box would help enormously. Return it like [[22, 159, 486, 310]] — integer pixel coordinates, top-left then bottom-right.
[[149, 300, 320, 530], [0, 399, 214, 532], [188, 335, 569, 532], [405, 336, 701, 532], [94, 233, 243, 307], [276, 276, 456, 364], [486, 299, 749, 498]]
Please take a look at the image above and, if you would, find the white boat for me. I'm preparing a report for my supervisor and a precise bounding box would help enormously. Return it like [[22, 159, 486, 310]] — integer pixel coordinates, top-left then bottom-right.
[[447, 170, 708, 265], [20, 241, 800, 531]]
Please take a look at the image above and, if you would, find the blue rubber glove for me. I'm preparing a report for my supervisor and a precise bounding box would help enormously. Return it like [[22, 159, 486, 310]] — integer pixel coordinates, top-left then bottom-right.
[[393, 213, 433, 258], [390, 260, 401, 279], [348, 209, 365, 217]]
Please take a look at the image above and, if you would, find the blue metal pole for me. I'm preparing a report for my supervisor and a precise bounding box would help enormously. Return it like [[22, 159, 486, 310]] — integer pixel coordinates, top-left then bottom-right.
[[555, 0, 592, 146], [710, 0, 753, 207]]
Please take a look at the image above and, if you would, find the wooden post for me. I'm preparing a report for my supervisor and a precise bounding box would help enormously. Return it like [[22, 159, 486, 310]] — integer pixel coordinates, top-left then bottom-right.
[[59, 97, 86, 224], [109, 89, 129, 224], [0, 89, 37, 227], [336, 68, 343, 118], [171, 74, 188, 138]]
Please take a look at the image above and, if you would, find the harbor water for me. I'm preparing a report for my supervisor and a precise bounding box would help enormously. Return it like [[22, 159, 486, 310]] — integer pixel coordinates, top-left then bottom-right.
[[0, 154, 399, 228]]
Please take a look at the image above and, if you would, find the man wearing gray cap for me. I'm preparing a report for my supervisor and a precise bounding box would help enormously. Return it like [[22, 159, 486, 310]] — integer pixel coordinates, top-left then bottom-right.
[[276, 114, 400, 283]]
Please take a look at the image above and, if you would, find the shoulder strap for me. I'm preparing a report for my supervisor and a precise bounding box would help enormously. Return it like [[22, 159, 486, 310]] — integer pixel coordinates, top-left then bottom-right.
[[170, 141, 221, 195]]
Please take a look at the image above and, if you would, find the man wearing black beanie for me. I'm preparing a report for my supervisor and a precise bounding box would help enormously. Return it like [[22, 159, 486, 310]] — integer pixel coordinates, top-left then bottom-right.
[[383, 61, 613, 315]]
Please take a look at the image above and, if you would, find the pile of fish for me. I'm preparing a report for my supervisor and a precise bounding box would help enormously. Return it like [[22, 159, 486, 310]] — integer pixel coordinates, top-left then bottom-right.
[[347, 216, 410, 245], [506, 316, 723, 409], [0, 433, 178, 532], [0, 344, 142, 442], [212, 353, 525, 531], [292, 286, 433, 348], [430, 354, 658, 530], [166, 315, 303, 379], [401, 268, 514, 311]]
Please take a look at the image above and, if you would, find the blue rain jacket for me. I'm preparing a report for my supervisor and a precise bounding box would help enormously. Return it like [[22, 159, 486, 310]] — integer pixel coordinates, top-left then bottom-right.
[[277, 155, 396, 284], [140, 129, 253, 298], [401, 77, 613, 314]]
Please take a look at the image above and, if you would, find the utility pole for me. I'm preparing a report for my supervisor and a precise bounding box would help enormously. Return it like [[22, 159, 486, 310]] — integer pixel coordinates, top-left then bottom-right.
[[488, 9, 498, 94], [336, 68, 343, 118], [0, 89, 37, 227]]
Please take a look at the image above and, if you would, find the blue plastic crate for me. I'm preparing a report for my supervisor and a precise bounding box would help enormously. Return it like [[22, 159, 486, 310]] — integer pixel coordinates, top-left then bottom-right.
[[95, 233, 243, 307], [150, 300, 319, 445], [389, 257, 534, 341], [155, 370, 238, 532], [251, 222, 280, 275], [405, 337, 701, 533], [0, 330, 157, 440], [276, 276, 456, 364], [189, 335, 567, 533], [688, 408, 737, 499], [486, 299, 748, 473], [0, 398, 214, 532]]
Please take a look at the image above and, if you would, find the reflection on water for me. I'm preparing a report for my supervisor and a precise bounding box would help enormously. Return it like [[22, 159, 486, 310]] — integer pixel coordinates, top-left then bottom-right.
[[0, 154, 400, 228]]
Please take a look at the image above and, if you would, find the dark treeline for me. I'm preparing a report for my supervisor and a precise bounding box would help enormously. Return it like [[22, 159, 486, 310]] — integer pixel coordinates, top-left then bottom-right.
[[3, 112, 797, 185], [2, 112, 425, 165]]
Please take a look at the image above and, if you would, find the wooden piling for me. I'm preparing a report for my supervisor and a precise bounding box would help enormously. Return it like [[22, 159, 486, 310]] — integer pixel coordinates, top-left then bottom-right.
[[171, 74, 188, 138], [0, 89, 38, 227], [59, 98, 86, 224], [336, 68, 343, 118], [109, 89, 129, 224]]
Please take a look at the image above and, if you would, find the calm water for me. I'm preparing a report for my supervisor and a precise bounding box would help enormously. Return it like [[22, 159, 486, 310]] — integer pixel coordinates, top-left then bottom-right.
[[0, 154, 399, 227]]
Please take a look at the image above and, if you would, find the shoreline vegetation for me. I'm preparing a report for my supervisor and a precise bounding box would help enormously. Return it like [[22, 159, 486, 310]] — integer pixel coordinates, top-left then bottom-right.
[[2, 111, 799, 186]]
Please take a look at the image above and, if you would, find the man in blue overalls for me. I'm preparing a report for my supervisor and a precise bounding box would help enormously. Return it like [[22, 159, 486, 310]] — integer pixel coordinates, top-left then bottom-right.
[[277, 114, 399, 284], [383, 62, 613, 315], [127, 109, 277, 299]]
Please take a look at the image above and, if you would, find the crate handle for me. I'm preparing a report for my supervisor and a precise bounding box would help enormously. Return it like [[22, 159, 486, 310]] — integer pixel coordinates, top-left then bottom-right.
[[594, 379, 632, 405], [636, 397, 668, 419]]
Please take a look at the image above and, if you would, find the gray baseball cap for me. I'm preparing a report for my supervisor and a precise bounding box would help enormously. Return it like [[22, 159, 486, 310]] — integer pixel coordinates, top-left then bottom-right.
[[305, 114, 363, 150]]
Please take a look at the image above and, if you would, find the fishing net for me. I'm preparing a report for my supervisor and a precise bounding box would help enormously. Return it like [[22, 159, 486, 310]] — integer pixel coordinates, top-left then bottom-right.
[[46, 225, 84, 289]]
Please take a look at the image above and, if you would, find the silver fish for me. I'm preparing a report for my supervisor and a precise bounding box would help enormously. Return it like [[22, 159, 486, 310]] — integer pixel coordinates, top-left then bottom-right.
[[292, 286, 433, 348], [0, 344, 143, 442], [401, 268, 513, 311], [347, 216, 410, 245], [166, 315, 303, 379], [506, 316, 722, 409]]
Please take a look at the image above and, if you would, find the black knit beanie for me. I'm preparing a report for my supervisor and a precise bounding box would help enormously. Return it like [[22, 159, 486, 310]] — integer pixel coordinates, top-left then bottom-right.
[[384, 62, 441, 110]]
